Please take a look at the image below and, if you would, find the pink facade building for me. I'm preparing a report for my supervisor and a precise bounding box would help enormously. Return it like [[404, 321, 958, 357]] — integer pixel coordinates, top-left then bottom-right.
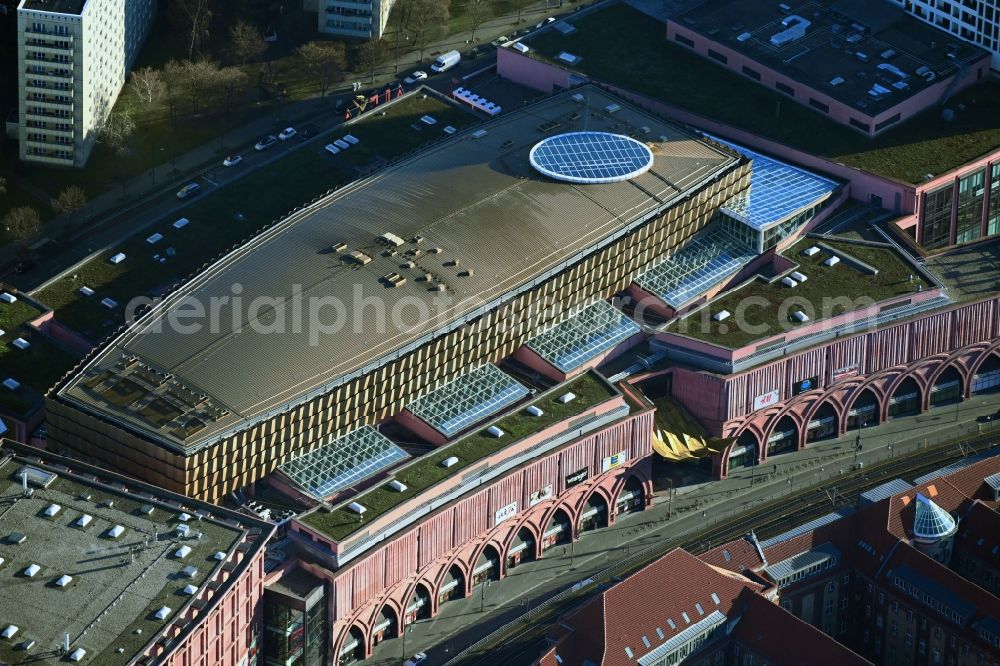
[[286, 375, 656, 663]]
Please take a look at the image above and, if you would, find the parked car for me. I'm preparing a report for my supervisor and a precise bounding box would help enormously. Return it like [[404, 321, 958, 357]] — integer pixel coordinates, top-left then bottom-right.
[[278, 127, 297, 140], [403, 70, 428, 84], [176, 182, 201, 199], [223, 155, 243, 167], [430, 50, 461, 73], [403, 653, 428, 666], [254, 135, 278, 151], [491, 35, 509, 47], [535, 16, 555, 28]]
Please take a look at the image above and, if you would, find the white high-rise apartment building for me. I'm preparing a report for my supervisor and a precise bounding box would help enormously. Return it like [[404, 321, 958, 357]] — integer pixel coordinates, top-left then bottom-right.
[[312, 0, 395, 39], [16, 0, 156, 167], [889, 0, 1000, 73]]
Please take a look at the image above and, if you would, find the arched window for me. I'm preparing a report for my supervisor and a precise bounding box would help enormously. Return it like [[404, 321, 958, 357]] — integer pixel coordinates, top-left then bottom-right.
[[930, 366, 963, 407], [372, 605, 398, 646], [728, 431, 759, 470], [806, 402, 839, 443], [472, 545, 501, 586], [616, 476, 645, 517], [579, 492, 609, 532], [767, 415, 798, 456], [847, 389, 879, 430], [338, 625, 365, 665], [541, 509, 572, 551], [404, 583, 431, 624], [507, 527, 535, 569], [438, 564, 466, 604], [888, 377, 921, 418], [972, 354, 1000, 394]]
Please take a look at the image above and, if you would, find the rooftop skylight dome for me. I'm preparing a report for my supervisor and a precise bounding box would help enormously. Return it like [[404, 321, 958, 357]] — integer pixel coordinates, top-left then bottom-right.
[[912, 493, 957, 542], [529, 131, 654, 184]]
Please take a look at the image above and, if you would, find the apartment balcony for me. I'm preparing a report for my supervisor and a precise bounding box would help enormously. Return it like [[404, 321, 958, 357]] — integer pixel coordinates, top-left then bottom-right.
[[25, 109, 73, 123], [24, 79, 73, 93], [24, 40, 74, 54], [25, 52, 73, 65], [23, 150, 75, 167], [28, 98, 74, 112], [25, 70, 74, 84]]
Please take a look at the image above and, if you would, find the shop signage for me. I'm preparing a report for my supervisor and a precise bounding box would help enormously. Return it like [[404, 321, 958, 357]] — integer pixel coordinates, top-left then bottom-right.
[[602, 451, 628, 473], [565, 468, 589, 488], [494, 501, 518, 526], [792, 375, 819, 396], [832, 363, 860, 381], [529, 485, 554, 507], [752, 389, 780, 411]]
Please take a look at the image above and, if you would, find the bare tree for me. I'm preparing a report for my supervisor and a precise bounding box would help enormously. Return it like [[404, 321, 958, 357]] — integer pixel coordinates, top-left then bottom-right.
[[229, 20, 266, 65], [3, 206, 42, 248], [95, 106, 136, 193], [406, 0, 449, 61], [297, 41, 347, 97], [359, 37, 388, 84], [392, 0, 415, 73], [169, 0, 214, 60], [129, 66, 165, 108], [51, 185, 87, 224], [466, 0, 494, 43], [215, 66, 249, 109]]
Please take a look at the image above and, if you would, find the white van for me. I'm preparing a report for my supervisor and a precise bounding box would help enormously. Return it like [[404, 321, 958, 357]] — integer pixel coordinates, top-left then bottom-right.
[[431, 50, 461, 73]]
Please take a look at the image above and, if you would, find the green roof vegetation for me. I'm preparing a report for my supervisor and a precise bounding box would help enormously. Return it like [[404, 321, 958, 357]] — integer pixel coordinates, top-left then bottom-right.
[[0, 298, 77, 415], [34, 94, 479, 340], [667, 238, 931, 348], [301, 372, 620, 542], [527, 3, 1000, 184]]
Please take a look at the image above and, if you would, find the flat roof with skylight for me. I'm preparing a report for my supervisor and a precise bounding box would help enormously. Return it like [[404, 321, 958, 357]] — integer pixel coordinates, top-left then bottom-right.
[[0, 441, 270, 666], [56, 86, 737, 453], [525, 299, 642, 373]]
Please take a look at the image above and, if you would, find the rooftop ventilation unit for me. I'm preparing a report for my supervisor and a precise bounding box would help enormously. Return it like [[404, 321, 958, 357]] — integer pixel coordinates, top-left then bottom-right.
[[389, 480, 408, 492], [182, 565, 198, 578], [526, 405, 544, 417], [803, 246, 820, 256], [74, 514, 92, 528], [7, 532, 26, 545], [0, 293, 16, 304], [790, 271, 807, 282], [558, 392, 577, 404], [441, 456, 459, 468], [737, 32, 752, 42], [107, 525, 125, 539], [332, 242, 348, 253], [56, 575, 73, 587], [2, 378, 19, 391], [781, 276, 798, 288], [79, 286, 95, 296], [347, 502, 367, 514], [382, 272, 407, 288], [770, 16, 810, 46], [713, 310, 731, 322], [1, 625, 18, 639], [823, 256, 841, 267], [348, 250, 372, 265], [213, 551, 227, 561], [23, 563, 40, 577], [68, 648, 86, 662], [829, 76, 846, 86], [471, 129, 488, 139], [487, 426, 505, 437], [154, 607, 171, 621], [44, 503, 61, 517], [177, 524, 191, 537], [571, 93, 585, 103], [513, 42, 530, 54], [175, 545, 192, 558], [604, 103, 621, 114], [183, 584, 199, 595], [378, 232, 405, 247], [792, 310, 810, 322]]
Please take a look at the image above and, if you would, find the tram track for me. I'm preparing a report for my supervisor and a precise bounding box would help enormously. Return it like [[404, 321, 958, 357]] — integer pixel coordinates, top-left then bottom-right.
[[449, 434, 1000, 666]]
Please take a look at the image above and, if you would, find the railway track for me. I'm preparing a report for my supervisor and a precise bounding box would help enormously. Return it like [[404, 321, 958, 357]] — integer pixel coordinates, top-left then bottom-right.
[[448, 435, 1000, 666]]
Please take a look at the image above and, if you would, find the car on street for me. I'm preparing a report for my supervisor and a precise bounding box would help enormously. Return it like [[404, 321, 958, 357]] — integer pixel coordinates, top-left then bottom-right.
[[176, 182, 201, 199], [403, 653, 427, 666], [491, 36, 509, 47], [278, 127, 297, 140], [254, 135, 278, 151], [223, 155, 243, 167], [403, 70, 427, 84], [536, 16, 556, 28]]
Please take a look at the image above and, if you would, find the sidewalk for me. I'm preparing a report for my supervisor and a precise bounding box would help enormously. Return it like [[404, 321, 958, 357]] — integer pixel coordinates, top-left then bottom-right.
[[2, 0, 592, 285], [366, 390, 1000, 664]]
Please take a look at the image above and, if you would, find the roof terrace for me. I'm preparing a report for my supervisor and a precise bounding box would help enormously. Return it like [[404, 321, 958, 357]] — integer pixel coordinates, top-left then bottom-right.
[[524, 3, 1000, 184], [663, 237, 935, 350], [299, 371, 620, 544]]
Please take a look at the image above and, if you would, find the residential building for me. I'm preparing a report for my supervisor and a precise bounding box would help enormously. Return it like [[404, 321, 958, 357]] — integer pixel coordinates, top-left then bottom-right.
[[15, 0, 156, 167], [311, 0, 394, 40]]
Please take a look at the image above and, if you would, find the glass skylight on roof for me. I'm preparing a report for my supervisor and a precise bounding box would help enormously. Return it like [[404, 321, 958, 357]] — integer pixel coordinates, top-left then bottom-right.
[[529, 131, 654, 184], [406, 364, 529, 438], [709, 134, 839, 232], [913, 493, 957, 540], [278, 426, 409, 498], [636, 228, 757, 309], [525, 300, 640, 373]]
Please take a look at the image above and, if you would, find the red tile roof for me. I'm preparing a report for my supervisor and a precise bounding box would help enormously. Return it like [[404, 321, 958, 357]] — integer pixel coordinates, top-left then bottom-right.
[[956, 500, 1000, 570], [700, 536, 765, 573], [733, 594, 873, 665]]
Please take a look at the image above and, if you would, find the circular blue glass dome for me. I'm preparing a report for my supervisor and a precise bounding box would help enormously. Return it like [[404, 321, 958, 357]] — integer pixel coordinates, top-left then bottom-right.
[[529, 131, 654, 184]]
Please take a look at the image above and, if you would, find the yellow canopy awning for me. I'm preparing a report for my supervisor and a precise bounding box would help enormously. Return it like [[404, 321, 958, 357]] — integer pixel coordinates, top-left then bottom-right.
[[651, 395, 730, 462]]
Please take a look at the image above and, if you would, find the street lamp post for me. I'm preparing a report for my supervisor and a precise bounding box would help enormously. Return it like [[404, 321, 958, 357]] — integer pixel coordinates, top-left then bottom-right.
[[854, 416, 865, 466]]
